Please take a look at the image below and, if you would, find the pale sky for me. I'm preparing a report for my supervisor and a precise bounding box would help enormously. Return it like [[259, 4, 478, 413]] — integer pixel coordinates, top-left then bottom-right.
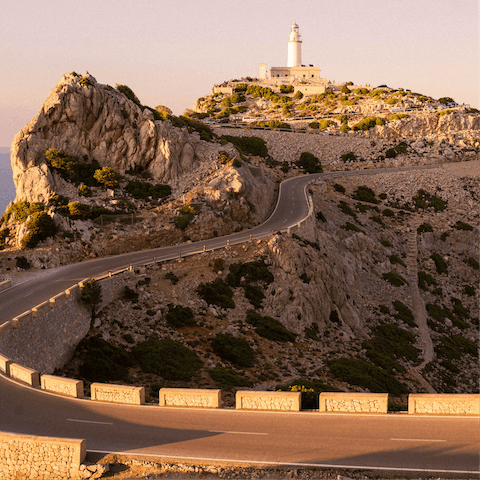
[[0, 0, 478, 146]]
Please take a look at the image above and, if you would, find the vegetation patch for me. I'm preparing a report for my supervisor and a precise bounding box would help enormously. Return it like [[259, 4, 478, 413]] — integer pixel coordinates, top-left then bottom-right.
[[277, 379, 341, 409], [352, 186, 379, 204], [20, 212, 57, 249], [352, 116, 384, 131], [418, 271, 437, 290], [463, 258, 479, 270], [211, 334, 254, 367], [246, 310, 296, 343], [389, 254, 406, 268], [454, 221, 473, 231], [412, 189, 447, 212], [196, 278, 235, 309], [209, 366, 253, 388], [431, 253, 448, 274], [227, 259, 274, 287], [296, 152, 323, 173], [435, 335, 478, 360], [342, 222, 365, 234], [383, 272, 409, 287], [392, 300, 415, 326], [417, 223, 433, 233], [165, 304, 196, 328], [221, 135, 269, 157], [126, 181, 171, 201], [327, 358, 408, 396], [132, 338, 202, 380]]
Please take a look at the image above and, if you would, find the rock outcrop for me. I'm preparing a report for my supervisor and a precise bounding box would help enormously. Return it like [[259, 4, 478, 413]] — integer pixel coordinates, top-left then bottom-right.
[[11, 72, 219, 204]]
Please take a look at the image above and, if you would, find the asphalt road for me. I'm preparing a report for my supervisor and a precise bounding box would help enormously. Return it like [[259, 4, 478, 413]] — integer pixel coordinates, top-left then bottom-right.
[[0, 375, 478, 474], [4, 162, 475, 475]]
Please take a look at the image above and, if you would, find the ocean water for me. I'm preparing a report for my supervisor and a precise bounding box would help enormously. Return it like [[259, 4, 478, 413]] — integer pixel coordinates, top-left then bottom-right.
[[0, 148, 15, 214]]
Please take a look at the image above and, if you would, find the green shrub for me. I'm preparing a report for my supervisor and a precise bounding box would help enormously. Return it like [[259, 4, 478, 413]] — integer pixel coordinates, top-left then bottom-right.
[[362, 324, 418, 373], [426, 303, 450, 324], [197, 278, 235, 309], [78, 184, 92, 197], [379, 305, 390, 315], [280, 84, 294, 94], [389, 254, 406, 268], [0, 227, 9, 242], [353, 186, 379, 204], [370, 216, 385, 228], [388, 113, 409, 120], [294, 90, 303, 100], [299, 273, 310, 284], [383, 272, 409, 287], [413, 189, 447, 212], [341, 84, 351, 94], [464, 285, 475, 296], [418, 271, 437, 290], [318, 119, 333, 130], [46, 148, 78, 173], [342, 222, 365, 234], [15, 256, 30, 269], [165, 304, 196, 328], [132, 338, 202, 380], [116, 84, 141, 105], [122, 285, 139, 302], [438, 97, 455, 105], [126, 181, 171, 201], [452, 298, 470, 319], [328, 358, 408, 396], [454, 221, 473, 231], [308, 121, 319, 129], [296, 152, 322, 173], [435, 335, 478, 360], [48, 194, 69, 207], [340, 125, 351, 133], [417, 223, 433, 233], [20, 212, 57, 249], [463, 257, 480, 270], [431, 253, 448, 274], [392, 300, 415, 326], [340, 152, 356, 162], [382, 209, 395, 218], [244, 285, 265, 309], [80, 279, 102, 321], [305, 323, 320, 341], [227, 260, 274, 287], [174, 215, 191, 230], [339, 201, 357, 219], [334, 183, 346, 193], [352, 116, 384, 131], [78, 336, 133, 382], [246, 310, 296, 342], [277, 379, 341, 409], [211, 334, 254, 367], [94, 167, 120, 188], [436, 109, 452, 116], [221, 135, 269, 157], [209, 366, 253, 387], [67, 202, 91, 220], [381, 240, 392, 247]]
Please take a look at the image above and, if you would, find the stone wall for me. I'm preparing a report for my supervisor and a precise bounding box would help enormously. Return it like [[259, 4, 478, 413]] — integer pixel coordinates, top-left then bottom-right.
[[159, 388, 221, 408], [0, 270, 137, 374], [9, 363, 40, 387], [408, 394, 480, 415], [236, 391, 301, 411], [41, 375, 84, 398], [91, 383, 145, 405], [319, 392, 389, 413], [0, 431, 86, 480]]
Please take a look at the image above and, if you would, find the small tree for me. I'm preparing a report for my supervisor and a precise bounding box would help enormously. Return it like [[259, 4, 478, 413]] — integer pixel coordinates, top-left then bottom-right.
[[294, 90, 303, 100], [94, 167, 120, 188], [341, 84, 351, 94], [81, 279, 102, 324]]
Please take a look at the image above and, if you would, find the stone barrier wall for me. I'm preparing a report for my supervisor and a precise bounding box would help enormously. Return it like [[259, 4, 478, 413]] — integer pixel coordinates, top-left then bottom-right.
[[9, 363, 40, 387], [0, 353, 11, 375], [159, 388, 221, 408], [0, 270, 137, 375], [0, 431, 86, 480], [319, 392, 389, 413], [0, 280, 11, 292], [41, 375, 84, 398], [91, 383, 145, 405], [236, 391, 301, 411], [408, 394, 480, 415]]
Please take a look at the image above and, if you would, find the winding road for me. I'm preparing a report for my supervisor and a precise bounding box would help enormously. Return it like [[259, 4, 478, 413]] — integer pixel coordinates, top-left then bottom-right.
[[1, 163, 479, 475]]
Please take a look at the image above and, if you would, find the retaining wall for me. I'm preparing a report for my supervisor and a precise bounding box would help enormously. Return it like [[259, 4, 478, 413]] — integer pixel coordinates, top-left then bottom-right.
[[0, 431, 86, 480], [319, 392, 389, 413], [408, 394, 480, 415], [91, 383, 145, 405], [159, 388, 221, 408], [9, 363, 40, 387], [0, 271, 136, 375], [236, 390, 301, 411]]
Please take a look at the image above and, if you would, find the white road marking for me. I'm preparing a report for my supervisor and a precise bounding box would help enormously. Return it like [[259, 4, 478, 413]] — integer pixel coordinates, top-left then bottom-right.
[[24, 292, 34, 297], [208, 430, 268, 436], [67, 418, 113, 425], [391, 438, 446, 442]]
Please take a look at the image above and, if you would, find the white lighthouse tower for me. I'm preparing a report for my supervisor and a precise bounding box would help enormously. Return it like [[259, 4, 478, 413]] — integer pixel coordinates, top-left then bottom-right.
[[287, 22, 302, 67]]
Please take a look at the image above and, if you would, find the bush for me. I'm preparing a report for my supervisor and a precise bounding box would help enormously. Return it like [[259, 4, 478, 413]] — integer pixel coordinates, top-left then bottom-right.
[[340, 152, 356, 162], [227, 260, 274, 287], [246, 310, 296, 342], [294, 90, 303, 100], [340, 125, 351, 133], [46, 148, 77, 172], [126, 181, 171, 201], [221, 135, 269, 157], [353, 186, 378, 204], [463, 257, 479, 270], [244, 284, 265, 309], [464, 285, 475, 296], [196, 278, 235, 309], [389, 254, 406, 268], [333, 183, 346, 193], [339, 202, 357, 219], [417, 223, 433, 233], [392, 300, 415, 327], [413, 189, 447, 212], [328, 358, 408, 396], [388, 113, 410, 121], [296, 152, 323, 173], [15, 256, 30, 270], [78, 184, 92, 197], [209, 367, 253, 387], [280, 84, 294, 94], [80, 279, 102, 321], [342, 222, 365, 234], [383, 272, 409, 287], [418, 271, 437, 290], [435, 335, 478, 360], [165, 304, 196, 328], [20, 212, 57, 249], [122, 285, 139, 302], [67, 202, 91, 220], [370, 215, 385, 228], [431, 253, 448, 274], [132, 338, 202, 380], [211, 334, 254, 367], [94, 167, 120, 188], [352, 116, 384, 131], [78, 336, 133, 382], [174, 215, 191, 231], [381, 240, 392, 247], [116, 84, 141, 106], [308, 121, 319, 129], [454, 221, 473, 231]]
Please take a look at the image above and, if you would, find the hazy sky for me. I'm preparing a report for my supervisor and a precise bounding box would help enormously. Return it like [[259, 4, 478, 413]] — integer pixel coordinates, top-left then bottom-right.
[[1, 0, 478, 146]]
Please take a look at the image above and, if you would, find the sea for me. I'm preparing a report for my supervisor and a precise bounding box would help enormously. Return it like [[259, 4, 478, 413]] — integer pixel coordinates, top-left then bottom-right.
[[0, 148, 15, 215]]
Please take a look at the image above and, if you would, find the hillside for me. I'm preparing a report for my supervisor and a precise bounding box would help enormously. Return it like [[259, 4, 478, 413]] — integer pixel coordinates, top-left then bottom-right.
[[1, 73, 478, 407]]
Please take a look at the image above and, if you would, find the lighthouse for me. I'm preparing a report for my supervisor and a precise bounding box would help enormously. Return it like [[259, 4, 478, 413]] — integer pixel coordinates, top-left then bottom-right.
[[287, 22, 302, 67]]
